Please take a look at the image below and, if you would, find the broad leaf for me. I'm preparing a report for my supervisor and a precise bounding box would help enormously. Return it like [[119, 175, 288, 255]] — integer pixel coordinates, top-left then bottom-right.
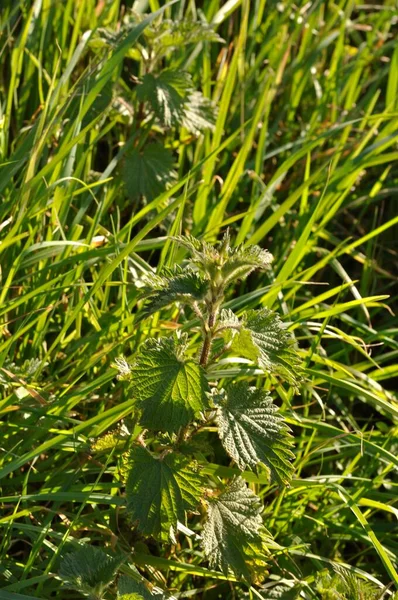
[[202, 477, 266, 579], [123, 143, 176, 201], [182, 91, 216, 135], [141, 266, 209, 315], [137, 70, 190, 128], [59, 546, 124, 596], [131, 336, 209, 432], [126, 446, 204, 538], [137, 70, 216, 132], [215, 383, 294, 485], [229, 308, 303, 387]]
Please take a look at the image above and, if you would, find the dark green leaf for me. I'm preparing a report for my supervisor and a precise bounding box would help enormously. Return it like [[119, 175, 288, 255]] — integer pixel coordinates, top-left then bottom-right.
[[131, 336, 209, 433], [215, 383, 294, 485], [123, 143, 176, 201], [126, 446, 204, 538]]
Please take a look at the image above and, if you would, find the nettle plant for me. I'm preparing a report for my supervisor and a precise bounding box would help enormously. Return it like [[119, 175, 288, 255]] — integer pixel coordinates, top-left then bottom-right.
[[60, 233, 303, 598], [90, 15, 220, 204]]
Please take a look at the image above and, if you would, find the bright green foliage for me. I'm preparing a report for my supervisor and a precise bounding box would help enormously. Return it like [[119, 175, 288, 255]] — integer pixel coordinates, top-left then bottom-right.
[[215, 383, 294, 484], [59, 546, 124, 597], [123, 144, 176, 201], [2, 0, 396, 597], [202, 478, 266, 579], [228, 308, 303, 387], [126, 446, 204, 539], [141, 266, 209, 315], [130, 337, 209, 432]]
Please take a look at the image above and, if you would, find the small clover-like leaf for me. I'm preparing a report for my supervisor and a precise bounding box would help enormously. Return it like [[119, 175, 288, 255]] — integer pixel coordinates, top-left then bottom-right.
[[126, 446, 204, 539], [131, 336, 209, 433], [60, 546, 124, 597], [202, 477, 267, 580], [141, 266, 209, 315], [229, 308, 303, 387], [215, 382, 294, 485]]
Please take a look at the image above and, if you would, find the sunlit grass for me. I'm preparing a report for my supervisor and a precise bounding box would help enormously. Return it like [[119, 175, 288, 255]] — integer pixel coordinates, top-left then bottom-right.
[[0, 0, 397, 598]]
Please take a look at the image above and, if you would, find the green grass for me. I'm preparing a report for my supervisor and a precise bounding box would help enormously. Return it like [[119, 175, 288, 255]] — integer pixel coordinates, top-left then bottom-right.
[[0, 0, 397, 598]]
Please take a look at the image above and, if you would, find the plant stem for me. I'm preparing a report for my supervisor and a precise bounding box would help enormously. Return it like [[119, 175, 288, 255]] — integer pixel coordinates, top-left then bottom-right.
[[200, 309, 216, 367]]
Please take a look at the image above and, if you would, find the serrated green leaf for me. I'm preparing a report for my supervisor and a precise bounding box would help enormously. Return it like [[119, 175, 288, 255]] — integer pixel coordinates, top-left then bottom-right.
[[215, 383, 294, 485], [141, 265, 209, 315], [126, 446, 204, 538], [137, 70, 216, 133], [202, 477, 266, 579], [123, 143, 176, 201], [59, 546, 124, 597], [137, 70, 190, 128], [216, 308, 240, 332], [182, 91, 216, 135], [131, 336, 209, 432], [229, 308, 303, 387]]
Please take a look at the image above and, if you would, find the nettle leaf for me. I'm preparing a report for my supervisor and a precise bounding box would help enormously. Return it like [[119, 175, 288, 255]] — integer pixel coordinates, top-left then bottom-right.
[[147, 19, 224, 49], [216, 308, 240, 332], [182, 91, 216, 135], [60, 546, 124, 597], [141, 266, 209, 315], [131, 336, 209, 432], [137, 70, 190, 128], [173, 232, 272, 285], [137, 70, 215, 133], [215, 383, 294, 485], [202, 477, 267, 580], [118, 575, 172, 599], [126, 446, 204, 538], [229, 308, 303, 387], [123, 143, 176, 201]]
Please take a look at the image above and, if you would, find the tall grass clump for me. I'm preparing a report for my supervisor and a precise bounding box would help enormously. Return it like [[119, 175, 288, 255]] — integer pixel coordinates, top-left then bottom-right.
[[0, 1, 397, 599]]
